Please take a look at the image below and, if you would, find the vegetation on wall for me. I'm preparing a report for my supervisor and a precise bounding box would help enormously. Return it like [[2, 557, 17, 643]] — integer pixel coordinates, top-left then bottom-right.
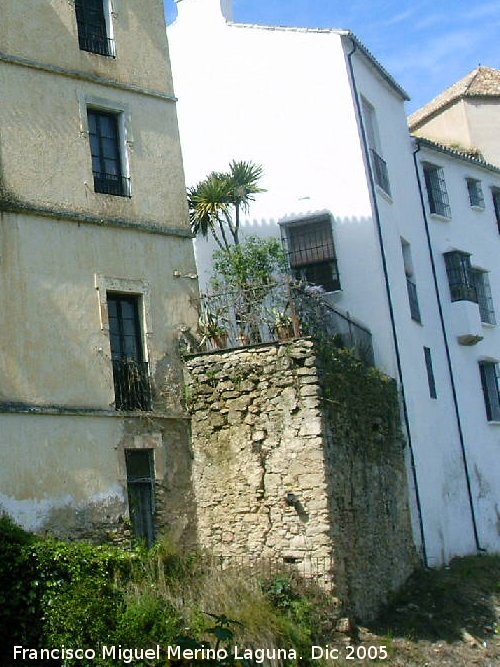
[[210, 236, 287, 294], [318, 344, 402, 460], [198, 236, 290, 347]]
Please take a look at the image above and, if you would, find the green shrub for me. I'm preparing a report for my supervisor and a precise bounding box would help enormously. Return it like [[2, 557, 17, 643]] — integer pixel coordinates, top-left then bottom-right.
[[0, 522, 337, 667], [0, 515, 40, 658], [111, 593, 182, 664], [25, 540, 130, 666]]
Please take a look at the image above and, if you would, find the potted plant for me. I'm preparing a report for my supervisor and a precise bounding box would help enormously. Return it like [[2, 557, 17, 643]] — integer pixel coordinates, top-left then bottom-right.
[[271, 306, 296, 341], [197, 309, 229, 349]]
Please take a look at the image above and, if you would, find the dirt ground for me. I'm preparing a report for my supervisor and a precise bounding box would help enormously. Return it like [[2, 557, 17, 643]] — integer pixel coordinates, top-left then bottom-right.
[[333, 555, 499, 666]]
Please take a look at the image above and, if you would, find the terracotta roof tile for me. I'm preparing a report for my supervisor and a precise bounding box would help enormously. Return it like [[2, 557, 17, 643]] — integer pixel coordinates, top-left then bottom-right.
[[409, 66, 500, 129]]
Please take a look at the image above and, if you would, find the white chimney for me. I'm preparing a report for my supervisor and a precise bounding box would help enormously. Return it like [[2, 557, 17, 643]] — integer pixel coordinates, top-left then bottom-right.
[[175, 0, 234, 23]]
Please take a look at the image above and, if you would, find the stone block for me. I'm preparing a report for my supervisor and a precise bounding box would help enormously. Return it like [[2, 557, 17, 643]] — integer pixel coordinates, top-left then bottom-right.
[[299, 420, 323, 436]]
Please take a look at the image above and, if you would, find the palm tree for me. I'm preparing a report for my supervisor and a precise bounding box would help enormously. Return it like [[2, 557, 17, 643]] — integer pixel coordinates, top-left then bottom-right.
[[226, 160, 264, 244], [187, 160, 265, 249], [187, 172, 232, 251]]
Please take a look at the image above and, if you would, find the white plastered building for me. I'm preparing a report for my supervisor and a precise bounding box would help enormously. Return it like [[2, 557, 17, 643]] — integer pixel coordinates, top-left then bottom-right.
[[167, 0, 500, 564]]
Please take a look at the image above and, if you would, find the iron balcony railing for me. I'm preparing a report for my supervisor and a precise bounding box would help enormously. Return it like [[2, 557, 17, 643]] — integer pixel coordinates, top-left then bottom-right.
[[406, 278, 421, 323], [78, 32, 115, 57], [112, 359, 152, 411], [93, 172, 131, 197], [370, 149, 391, 196], [444, 251, 478, 303], [197, 279, 374, 366]]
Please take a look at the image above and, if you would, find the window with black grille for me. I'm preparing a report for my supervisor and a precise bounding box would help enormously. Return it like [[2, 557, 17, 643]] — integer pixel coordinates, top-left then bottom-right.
[[444, 251, 477, 303], [401, 239, 421, 323], [126, 450, 155, 546], [479, 361, 500, 422], [75, 0, 114, 57], [423, 164, 451, 217], [88, 110, 130, 197], [466, 178, 485, 208], [492, 190, 500, 233], [107, 294, 152, 411], [361, 97, 391, 196], [285, 217, 340, 292], [471, 269, 496, 325]]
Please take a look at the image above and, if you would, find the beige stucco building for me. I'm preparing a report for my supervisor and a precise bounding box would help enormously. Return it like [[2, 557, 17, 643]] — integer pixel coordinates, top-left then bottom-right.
[[0, 0, 198, 545], [410, 67, 500, 168]]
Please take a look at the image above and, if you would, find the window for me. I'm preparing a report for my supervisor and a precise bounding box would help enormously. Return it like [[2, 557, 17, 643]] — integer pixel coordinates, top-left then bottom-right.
[[126, 450, 155, 546], [285, 217, 340, 292], [75, 0, 115, 57], [401, 239, 421, 323], [479, 362, 500, 421], [492, 190, 500, 233], [107, 293, 152, 410], [88, 109, 130, 196], [466, 178, 484, 208], [423, 347, 437, 399], [471, 269, 496, 325], [444, 251, 477, 303], [423, 164, 451, 217], [362, 98, 391, 196]]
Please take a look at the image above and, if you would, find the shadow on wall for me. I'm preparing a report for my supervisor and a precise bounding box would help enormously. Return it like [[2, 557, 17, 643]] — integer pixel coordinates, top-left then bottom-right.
[[194, 213, 377, 292]]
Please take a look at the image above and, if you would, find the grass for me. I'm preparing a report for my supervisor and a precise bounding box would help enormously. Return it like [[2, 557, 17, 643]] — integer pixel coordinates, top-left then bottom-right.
[[345, 555, 500, 667], [371, 555, 500, 642], [110, 538, 340, 665]]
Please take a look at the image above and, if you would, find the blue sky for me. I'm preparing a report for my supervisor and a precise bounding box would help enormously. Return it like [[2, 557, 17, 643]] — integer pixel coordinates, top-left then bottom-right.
[[164, 0, 500, 113]]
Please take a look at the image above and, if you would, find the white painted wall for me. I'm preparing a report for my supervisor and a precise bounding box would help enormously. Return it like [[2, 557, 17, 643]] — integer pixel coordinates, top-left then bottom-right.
[[168, 0, 500, 563], [416, 144, 500, 554]]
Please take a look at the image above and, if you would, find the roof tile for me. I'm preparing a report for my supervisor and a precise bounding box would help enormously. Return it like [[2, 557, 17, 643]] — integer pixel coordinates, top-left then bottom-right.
[[409, 66, 500, 129]]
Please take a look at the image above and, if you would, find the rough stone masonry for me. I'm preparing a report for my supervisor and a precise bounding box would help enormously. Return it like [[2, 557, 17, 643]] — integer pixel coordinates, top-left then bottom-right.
[[184, 338, 417, 620]]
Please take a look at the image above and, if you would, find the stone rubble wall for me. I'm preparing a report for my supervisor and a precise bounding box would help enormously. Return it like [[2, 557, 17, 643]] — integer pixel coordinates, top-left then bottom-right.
[[185, 339, 417, 620], [185, 341, 335, 570]]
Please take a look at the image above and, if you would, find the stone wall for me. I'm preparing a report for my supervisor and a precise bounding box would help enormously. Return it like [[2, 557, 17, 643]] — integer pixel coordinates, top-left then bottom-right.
[[184, 338, 417, 620]]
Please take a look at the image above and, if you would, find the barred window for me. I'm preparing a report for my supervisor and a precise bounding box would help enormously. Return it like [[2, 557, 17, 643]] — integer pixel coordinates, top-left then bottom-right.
[[423, 164, 451, 218], [75, 0, 115, 57], [466, 178, 485, 208], [88, 109, 131, 197], [285, 217, 340, 292], [444, 251, 477, 303], [492, 190, 500, 233], [401, 239, 421, 323], [423, 347, 437, 399], [126, 450, 155, 546], [471, 269, 496, 325], [479, 361, 500, 422], [362, 98, 391, 196], [107, 293, 152, 411]]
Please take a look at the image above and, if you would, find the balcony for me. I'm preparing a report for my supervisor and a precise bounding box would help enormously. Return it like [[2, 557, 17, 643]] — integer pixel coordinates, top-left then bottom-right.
[[112, 359, 153, 411], [93, 173, 131, 197], [196, 279, 374, 366], [449, 301, 484, 346], [78, 31, 115, 57], [370, 149, 391, 197]]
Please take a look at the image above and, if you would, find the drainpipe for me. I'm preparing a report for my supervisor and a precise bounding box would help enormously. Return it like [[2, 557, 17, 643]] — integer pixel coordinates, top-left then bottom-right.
[[345, 39, 428, 566], [412, 140, 483, 553]]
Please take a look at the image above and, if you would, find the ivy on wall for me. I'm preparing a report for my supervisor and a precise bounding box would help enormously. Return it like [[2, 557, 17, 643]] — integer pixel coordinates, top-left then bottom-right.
[[317, 344, 402, 461]]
